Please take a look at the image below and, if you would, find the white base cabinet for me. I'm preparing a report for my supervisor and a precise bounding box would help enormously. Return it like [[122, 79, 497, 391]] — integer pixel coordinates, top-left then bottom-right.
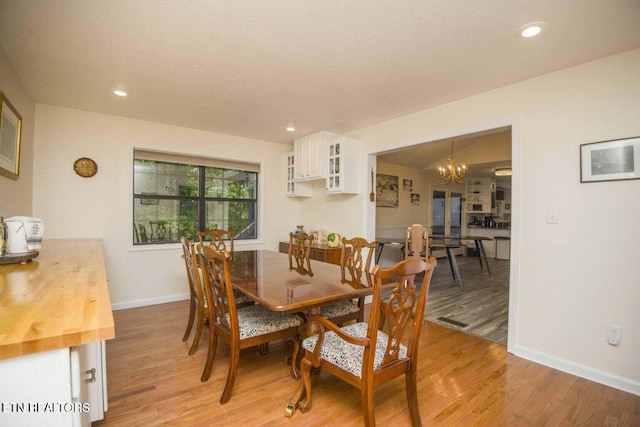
[[0, 341, 107, 427]]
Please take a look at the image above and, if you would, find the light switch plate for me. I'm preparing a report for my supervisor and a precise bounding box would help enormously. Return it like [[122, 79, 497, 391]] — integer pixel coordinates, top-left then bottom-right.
[[546, 208, 559, 224]]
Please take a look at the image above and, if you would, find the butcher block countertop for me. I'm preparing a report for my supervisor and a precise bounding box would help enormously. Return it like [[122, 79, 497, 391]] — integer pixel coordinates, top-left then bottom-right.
[[0, 238, 115, 360]]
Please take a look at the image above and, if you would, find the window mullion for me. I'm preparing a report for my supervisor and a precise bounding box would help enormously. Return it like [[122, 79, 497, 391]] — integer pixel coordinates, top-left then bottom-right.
[[198, 166, 206, 231]]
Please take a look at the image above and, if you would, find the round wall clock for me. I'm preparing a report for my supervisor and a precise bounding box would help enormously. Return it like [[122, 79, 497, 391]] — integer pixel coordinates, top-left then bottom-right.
[[73, 157, 98, 178]]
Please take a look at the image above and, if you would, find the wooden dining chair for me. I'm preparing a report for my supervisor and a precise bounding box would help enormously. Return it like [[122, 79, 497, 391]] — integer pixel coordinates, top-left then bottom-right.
[[197, 229, 235, 253], [318, 237, 377, 325], [198, 245, 302, 403], [288, 231, 314, 276], [287, 255, 437, 426], [180, 236, 207, 355], [405, 224, 429, 261]]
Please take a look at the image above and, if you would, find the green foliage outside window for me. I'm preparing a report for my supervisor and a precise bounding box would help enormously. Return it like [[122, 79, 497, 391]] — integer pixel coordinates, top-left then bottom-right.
[[133, 159, 257, 245]]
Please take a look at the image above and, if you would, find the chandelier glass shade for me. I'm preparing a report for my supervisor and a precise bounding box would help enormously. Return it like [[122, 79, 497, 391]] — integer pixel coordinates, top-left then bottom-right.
[[438, 141, 467, 184]]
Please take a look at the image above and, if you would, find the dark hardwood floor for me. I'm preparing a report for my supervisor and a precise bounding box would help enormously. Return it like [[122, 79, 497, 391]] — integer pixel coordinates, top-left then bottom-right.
[[95, 298, 640, 426], [426, 254, 509, 345]]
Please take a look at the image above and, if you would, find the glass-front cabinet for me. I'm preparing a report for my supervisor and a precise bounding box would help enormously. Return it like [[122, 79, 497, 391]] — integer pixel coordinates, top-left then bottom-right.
[[325, 135, 361, 194], [285, 152, 311, 197]]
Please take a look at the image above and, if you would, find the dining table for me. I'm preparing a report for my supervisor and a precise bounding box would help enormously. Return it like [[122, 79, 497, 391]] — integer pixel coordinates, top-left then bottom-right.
[[228, 249, 375, 333]]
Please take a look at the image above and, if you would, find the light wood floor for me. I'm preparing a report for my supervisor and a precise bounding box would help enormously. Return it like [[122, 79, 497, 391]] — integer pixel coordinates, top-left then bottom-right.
[[95, 300, 640, 426]]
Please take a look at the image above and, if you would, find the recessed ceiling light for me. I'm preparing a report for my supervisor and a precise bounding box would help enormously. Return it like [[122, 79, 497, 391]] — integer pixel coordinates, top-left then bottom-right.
[[519, 22, 546, 38], [113, 90, 128, 97], [286, 126, 295, 132], [521, 26, 541, 37]]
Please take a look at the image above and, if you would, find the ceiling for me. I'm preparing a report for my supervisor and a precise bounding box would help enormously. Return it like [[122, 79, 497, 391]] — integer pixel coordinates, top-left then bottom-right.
[[0, 1, 639, 145]]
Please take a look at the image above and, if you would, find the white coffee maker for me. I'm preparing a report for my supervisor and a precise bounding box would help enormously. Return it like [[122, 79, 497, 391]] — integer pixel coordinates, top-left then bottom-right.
[[5, 216, 44, 253]]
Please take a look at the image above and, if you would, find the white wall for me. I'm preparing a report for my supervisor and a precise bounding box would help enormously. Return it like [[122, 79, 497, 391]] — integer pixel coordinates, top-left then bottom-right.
[[0, 48, 34, 217], [375, 162, 437, 231], [336, 49, 640, 394], [32, 105, 299, 307]]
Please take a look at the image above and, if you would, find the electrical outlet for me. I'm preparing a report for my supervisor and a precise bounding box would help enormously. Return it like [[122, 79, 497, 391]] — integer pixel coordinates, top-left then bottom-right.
[[607, 325, 621, 346]]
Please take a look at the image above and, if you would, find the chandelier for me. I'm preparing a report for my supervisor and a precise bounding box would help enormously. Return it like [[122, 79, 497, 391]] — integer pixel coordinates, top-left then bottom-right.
[[438, 141, 467, 184]]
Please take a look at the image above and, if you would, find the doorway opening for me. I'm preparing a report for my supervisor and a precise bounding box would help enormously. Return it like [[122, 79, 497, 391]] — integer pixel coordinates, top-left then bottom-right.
[[373, 127, 512, 346]]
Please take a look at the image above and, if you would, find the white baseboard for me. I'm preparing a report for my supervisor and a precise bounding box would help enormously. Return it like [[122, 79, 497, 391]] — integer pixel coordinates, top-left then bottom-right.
[[111, 293, 190, 311], [514, 345, 640, 396]]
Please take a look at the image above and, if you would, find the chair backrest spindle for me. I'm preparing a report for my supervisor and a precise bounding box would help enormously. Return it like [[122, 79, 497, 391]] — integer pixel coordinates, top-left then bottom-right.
[[288, 232, 314, 276], [198, 229, 235, 253], [199, 246, 235, 333], [340, 237, 376, 288], [404, 224, 429, 261]]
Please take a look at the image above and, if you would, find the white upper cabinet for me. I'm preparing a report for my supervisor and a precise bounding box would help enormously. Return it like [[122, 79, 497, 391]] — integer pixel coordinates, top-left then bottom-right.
[[290, 130, 361, 195], [326, 135, 361, 194], [293, 131, 330, 181], [285, 152, 312, 197]]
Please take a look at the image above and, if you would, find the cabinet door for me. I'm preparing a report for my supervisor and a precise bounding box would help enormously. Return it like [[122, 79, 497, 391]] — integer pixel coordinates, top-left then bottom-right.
[[293, 138, 307, 180], [0, 349, 75, 427], [293, 132, 329, 181], [327, 139, 341, 192], [285, 152, 311, 197], [305, 133, 324, 179], [325, 135, 361, 194], [74, 341, 106, 423]]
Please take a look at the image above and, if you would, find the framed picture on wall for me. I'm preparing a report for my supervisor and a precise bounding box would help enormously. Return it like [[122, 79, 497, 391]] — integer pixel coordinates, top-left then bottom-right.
[[403, 179, 412, 191], [411, 193, 420, 205], [376, 173, 399, 207], [0, 92, 23, 180], [580, 136, 640, 183]]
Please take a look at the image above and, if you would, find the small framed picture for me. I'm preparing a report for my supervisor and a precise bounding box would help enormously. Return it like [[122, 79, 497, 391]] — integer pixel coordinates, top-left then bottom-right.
[[403, 179, 412, 191], [411, 193, 420, 205], [0, 92, 23, 180], [376, 174, 399, 207], [580, 136, 640, 183]]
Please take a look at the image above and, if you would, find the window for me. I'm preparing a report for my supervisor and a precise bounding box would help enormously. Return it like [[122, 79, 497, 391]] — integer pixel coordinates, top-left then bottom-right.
[[133, 150, 258, 245]]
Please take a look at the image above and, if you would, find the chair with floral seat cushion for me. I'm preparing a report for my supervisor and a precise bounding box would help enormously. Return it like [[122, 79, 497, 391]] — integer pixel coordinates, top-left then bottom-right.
[[318, 237, 377, 325], [180, 237, 252, 356], [287, 256, 437, 426], [180, 236, 207, 355], [198, 245, 302, 403], [197, 229, 235, 253]]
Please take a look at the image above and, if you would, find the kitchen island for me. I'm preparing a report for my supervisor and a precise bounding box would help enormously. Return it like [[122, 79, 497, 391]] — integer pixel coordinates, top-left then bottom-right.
[[466, 226, 511, 259], [0, 238, 115, 426]]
